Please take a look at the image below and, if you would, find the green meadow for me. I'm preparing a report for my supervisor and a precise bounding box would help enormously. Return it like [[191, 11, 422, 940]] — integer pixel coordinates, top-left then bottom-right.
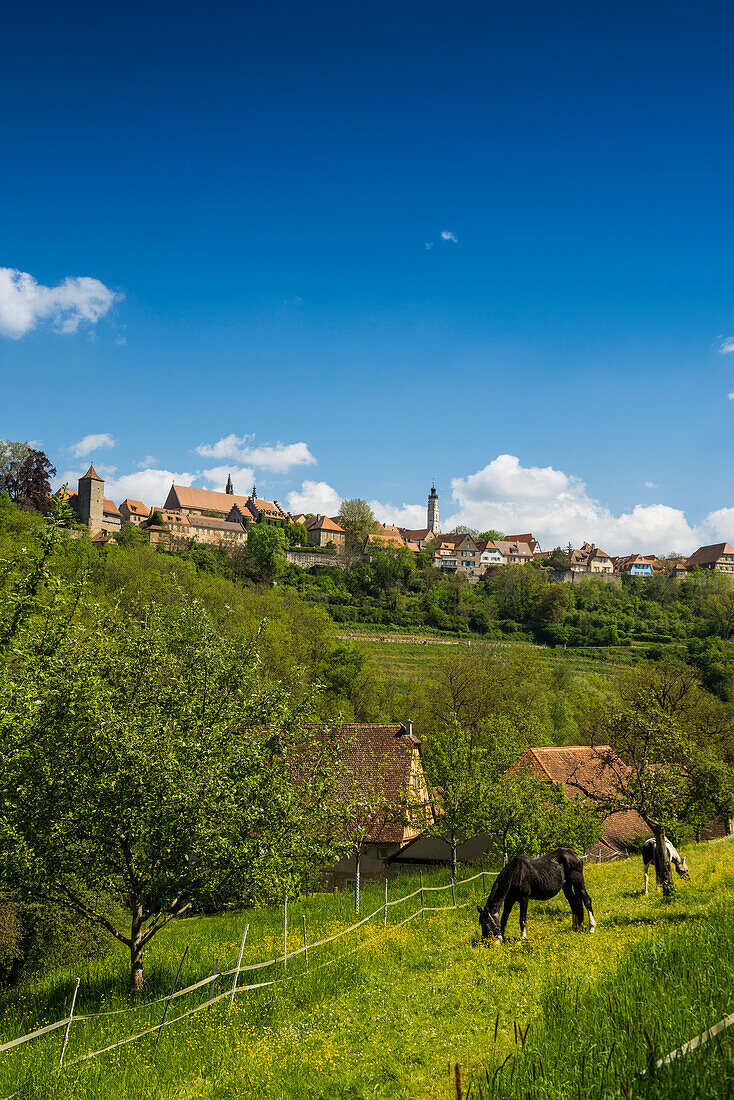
[[2, 839, 733, 1099]]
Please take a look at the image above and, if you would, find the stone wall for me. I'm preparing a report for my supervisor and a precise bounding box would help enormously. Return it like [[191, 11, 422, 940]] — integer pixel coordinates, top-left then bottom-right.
[[285, 549, 346, 570], [545, 569, 622, 586]]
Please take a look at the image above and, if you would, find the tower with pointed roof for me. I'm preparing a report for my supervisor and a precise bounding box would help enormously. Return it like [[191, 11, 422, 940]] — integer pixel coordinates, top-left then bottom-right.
[[225, 474, 234, 495], [76, 464, 104, 534], [427, 481, 439, 535]]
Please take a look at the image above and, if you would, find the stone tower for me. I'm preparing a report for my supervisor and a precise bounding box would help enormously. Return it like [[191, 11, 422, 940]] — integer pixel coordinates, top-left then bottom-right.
[[427, 482, 439, 535], [226, 474, 234, 495], [76, 464, 104, 535]]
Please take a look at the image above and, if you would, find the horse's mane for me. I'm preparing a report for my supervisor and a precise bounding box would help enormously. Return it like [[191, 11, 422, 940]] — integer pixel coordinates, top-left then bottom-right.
[[485, 857, 522, 911]]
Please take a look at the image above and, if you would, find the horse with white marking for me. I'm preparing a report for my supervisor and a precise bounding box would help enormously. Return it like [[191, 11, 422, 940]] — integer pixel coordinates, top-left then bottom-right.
[[477, 847, 595, 941], [642, 837, 689, 895]]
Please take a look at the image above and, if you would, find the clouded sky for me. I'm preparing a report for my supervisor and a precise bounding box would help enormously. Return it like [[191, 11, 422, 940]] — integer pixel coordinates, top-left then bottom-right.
[[2, 1, 734, 553]]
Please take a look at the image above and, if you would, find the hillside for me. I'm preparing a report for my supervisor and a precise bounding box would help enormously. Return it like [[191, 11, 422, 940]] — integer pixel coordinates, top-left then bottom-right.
[[2, 839, 733, 1098]]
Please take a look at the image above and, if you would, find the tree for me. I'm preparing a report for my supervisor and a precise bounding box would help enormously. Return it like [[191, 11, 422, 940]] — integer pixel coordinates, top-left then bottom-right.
[[0, 603, 344, 992], [419, 715, 521, 877], [477, 529, 505, 542], [336, 499, 378, 565], [0, 442, 56, 513], [574, 673, 734, 895], [539, 547, 571, 572], [115, 521, 149, 547], [247, 522, 287, 580]]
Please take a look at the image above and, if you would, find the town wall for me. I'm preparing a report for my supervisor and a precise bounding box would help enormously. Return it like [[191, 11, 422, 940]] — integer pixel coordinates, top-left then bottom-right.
[[285, 549, 346, 570]]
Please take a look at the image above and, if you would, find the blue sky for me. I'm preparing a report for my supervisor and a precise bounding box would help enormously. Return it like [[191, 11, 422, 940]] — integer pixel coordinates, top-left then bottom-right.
[[2, 1, 734, 552]]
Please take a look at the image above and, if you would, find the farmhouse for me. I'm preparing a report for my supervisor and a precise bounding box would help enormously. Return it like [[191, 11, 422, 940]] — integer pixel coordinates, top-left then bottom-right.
[[517, 746, 650, 860], [323, 722, 432, 888]]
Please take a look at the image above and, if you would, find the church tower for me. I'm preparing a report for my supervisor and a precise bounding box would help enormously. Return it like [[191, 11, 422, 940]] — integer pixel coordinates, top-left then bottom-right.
[[427, 482, 439, 535], [76, 464, 104, 535], [226, 474, 234, 495]]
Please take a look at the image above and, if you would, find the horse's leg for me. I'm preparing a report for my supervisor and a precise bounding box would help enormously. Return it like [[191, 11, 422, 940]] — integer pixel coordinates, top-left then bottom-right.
[[500, 895, 515, 938], [518, 896, 529, 940], [578, 884, 596, 933], [563, 884, 579, 931], [643, 861, 649, 896]]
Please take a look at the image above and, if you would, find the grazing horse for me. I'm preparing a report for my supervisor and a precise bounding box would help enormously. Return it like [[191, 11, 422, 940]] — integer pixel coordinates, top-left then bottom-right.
[[642, 837, 689, 895], [477, 847, 595, 941]]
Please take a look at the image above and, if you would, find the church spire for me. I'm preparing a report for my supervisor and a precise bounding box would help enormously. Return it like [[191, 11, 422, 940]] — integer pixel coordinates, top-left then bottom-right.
[[427, 481, 439, 535], [225, 473, 233, 495]]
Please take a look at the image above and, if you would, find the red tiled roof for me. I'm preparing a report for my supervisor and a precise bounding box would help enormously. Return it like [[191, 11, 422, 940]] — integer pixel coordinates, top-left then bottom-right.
[[339, 723, 426, 844], [102, 498, 120, 516], [81, 464, 103, 482], [120, 499, 150, 516], [519, 746, 650, 852], [307, 515, 345, 533], [686, 543, 734, 568]]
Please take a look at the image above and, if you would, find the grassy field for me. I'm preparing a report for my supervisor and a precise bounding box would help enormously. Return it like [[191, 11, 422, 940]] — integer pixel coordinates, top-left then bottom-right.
[[2, 839, 733, 1098], [356, 636, 642, 700]]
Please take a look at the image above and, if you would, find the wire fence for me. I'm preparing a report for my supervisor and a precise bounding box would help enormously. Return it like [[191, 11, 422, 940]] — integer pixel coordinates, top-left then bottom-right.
[[0, 868, 491, 1085]]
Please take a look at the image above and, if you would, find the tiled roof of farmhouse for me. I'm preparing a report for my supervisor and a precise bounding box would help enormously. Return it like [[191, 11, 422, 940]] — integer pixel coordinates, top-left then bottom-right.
[[369, 524, 405, 548], [306, 515, 345, 533], [339, 723, 424, 843], [519, 746, 651, 853], [120, 499, 149, 516], [398, 527, 433, 541], [686, 543, 734, 567]]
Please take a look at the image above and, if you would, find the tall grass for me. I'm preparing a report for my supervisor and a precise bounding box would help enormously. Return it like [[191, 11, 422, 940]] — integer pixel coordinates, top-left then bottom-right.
[[1, 842, 733, 1099]]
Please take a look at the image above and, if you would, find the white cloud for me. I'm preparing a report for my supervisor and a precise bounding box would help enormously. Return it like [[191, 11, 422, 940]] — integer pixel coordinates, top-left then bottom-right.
[[200, 466, 255, 493], [719, 338, 734, 354], [369, 499, 428, 528], [440, 230, 458, 243], [442, 454, 702, 554], [728, 392, 734, 401], [425, 242, 434, 250], [286, 480, 342, 516], [701, 507, 734, 543], [195, 435, 316, 473], [71, 432, 116, 458], [644, 481, 659, 489], [137, 455, 159, 468], [0, 267, 120, 338]]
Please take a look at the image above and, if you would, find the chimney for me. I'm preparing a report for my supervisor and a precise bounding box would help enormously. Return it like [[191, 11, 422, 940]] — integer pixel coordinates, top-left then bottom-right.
[[405, 718, 413, 738]]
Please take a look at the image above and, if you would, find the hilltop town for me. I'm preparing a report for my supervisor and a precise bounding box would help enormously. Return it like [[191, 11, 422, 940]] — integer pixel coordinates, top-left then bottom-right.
[[65, 463, 734, 582]]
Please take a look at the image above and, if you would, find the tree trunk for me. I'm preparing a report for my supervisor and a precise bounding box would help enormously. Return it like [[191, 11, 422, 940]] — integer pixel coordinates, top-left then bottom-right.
[[451, 838, 458, 881], [653, 824, 673, 897], [130, 900, 145, 993]]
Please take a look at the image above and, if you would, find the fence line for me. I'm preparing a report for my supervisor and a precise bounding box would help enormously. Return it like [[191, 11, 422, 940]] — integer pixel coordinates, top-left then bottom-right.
[[0, 869, 494, 1067]]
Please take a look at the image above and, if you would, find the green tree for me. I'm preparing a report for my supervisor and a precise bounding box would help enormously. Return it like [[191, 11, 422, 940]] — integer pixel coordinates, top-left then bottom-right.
[[477, 529, 505, 541], [115, 521, 150, 547], [419, 715, 522, 877], [336, 499, 378, 565], [247, 522, 287, 580], [0, 603, 344, 992]]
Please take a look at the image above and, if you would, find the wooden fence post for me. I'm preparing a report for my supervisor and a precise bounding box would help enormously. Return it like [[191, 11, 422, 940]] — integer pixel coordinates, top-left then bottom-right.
[[155, 946, 188, 1053], [58, 976, 80, 1071], [451, 880, 456, 907], [383, 878, 388, 929], [229, 925, 249, 1011], [420, 871, 425, 920], [302, 914, 308, 971]]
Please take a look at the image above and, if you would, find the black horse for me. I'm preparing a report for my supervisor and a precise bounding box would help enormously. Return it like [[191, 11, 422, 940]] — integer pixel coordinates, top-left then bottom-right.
[[478, 847, 596, 940]]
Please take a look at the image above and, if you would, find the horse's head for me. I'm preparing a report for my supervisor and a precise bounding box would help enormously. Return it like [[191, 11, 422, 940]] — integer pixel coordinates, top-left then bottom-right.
[[673, 854, 690, 881], [477, 905, 501, 940]]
